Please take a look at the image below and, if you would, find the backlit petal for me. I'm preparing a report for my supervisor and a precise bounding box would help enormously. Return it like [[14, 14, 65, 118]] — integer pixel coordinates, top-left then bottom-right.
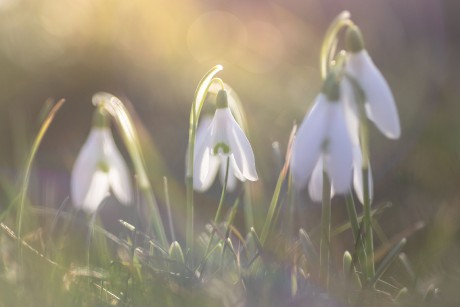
[[219, 156, 238, 192], [105, 133, 132, 205], [340, 78, 360, 146], [225, 109, 258, 181], [194, 127, 220, 191], [81, 171, 110, 213], [325, 104, 353, 194], [308, 158, 335, 202], [346, 50, 400, 139], [308, 158, 324, 202], [71, 128, 106, 210], [290, 95, 329, 189], [352, 146, 374, 204]]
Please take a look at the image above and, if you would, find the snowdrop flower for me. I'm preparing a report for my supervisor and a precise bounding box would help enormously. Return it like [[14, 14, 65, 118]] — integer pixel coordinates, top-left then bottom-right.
[[71, 107, 132, 213], [306, 146, 373, 204], [344, 25, 401, 139], [290, 72, 353, 197], [194, 115, 238, 192], [193, 90, 258, 192], [339, 79, 374, 204]]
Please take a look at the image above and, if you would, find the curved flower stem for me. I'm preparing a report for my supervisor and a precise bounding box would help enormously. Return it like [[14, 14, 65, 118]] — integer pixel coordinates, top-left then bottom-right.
[[320, 171, 331, 288], [186, 65, 224, 258], [320, 11, 353, 79], [214, 157, 230, 223]]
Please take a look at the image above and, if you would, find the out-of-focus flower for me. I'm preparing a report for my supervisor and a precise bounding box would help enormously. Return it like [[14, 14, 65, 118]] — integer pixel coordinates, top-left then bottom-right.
[[194, 115, 238, 191], [290, 72, 353, 197], [193, 90, 258, 192], [345, 25, 401, 139], [71, 108, 132, 213], [306, 146, 373, 204]]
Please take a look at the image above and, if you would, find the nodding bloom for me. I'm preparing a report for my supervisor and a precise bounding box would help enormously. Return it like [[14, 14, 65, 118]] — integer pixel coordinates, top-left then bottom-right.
[[194, 115, 238, 191], [71, 107, 132, 213], [344, 25, 401, 139], [306, 146, 373, 204], [290, 72, 353, 198], [193, 89, 258, 192]]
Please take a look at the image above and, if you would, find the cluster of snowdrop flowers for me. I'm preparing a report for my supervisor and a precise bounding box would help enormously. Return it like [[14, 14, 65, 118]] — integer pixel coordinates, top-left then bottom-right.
[[290, 25, 401, 203], [193, 89, 258, 192], [71, 106, 132, 213]]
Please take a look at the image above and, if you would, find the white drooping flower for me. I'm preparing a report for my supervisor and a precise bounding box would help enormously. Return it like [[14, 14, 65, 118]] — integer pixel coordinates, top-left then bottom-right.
[[290, 72, 354, 198], [344, 25, 401, 139], [306, 146, 373, 204], [194, 115, 238, 191], [71, 108, 132, 213], [193, 89, 258, 192]]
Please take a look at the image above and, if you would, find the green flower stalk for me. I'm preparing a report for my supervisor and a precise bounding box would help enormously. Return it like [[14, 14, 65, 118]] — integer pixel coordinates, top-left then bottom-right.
[[186, 65, 223, 257]]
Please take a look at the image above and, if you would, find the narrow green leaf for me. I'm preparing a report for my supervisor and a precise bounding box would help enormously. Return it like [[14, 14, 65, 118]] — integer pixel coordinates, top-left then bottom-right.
[[370, 238, 407, 286]]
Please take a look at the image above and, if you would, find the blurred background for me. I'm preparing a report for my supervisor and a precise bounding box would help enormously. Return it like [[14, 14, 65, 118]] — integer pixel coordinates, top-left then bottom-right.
[[0, 0, 460, 303]]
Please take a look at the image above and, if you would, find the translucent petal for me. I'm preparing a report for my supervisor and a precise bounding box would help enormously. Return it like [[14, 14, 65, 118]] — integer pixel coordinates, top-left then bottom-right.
[[194, 127, 220, 191], [346, 50, 401, 139], [71, 128, 106, 210], [106, 135, 133, 205], [290, 95, 329, 189], [81, 171, 110, 213], [212, 109, 230, 149], [352, 146, 374, 204], [230, 155, 245, 181], [340, 78, 360, 146], [219, 156, 238, 192], [308, 158, 324, 202], [224, 109, 258, 181], [325, 104, 353, 194], [195, 116, 213, 147]]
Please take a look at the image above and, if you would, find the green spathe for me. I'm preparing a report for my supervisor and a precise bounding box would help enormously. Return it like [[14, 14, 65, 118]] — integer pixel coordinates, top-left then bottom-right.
[[92, 107, 109, 128], [216, 89, 228, 109], [321, 71, 340, 102], [345, 25, 365, 53]]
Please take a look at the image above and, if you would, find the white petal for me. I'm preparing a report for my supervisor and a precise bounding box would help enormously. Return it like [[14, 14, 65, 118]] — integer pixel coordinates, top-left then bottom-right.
[[346, 50, 400, 139], [308, 158, 336, 202], [352, 147, 374, 204], [211, 109, 230, 150], [196, 116, 213, 146], [290, 95, 329, 189], [308, 158, 324, 202], [229, 155, 245, 181], [219, 156, 238, 192], [71, 128, 107, 210], [223, 109, 258, 181], [81, 171, 110, 212], [193, 126, 220, 192], [105, 136, 133, 205], [340, 78, 360, 146], [185, 115, 213, 171], [324, 104, 353, 194]]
